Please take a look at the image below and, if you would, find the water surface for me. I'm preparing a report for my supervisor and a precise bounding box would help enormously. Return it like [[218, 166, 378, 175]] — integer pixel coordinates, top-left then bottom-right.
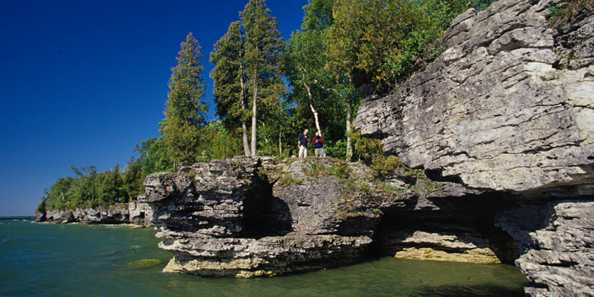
[[0, 218, 526, 297]]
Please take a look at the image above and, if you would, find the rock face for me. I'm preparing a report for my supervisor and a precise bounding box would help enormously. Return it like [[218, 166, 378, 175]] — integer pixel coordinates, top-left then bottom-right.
[[381, 228, 501, 264], [146, 158, 417, 277], [354, 0, 594, 295], [36, 201, 154, 226], [41, 204, 129, 224], [355, 0, 594, 193], [496, 201, 594, 297]]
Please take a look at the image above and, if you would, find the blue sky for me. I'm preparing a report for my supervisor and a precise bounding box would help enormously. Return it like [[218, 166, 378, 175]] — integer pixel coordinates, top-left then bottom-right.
[[0, 0, 307, 216]]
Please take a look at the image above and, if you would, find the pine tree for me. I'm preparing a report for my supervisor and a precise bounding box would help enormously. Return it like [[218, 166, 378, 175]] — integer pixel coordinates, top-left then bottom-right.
[[210, 21, 251, 157], [160, 33, 207, 165], [240, 0, 284, 157]]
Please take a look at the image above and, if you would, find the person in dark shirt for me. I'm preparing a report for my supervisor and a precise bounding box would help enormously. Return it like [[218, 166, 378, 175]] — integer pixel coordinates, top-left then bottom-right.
[[311, 131, 326, 158], [298, 128, 309, 159]]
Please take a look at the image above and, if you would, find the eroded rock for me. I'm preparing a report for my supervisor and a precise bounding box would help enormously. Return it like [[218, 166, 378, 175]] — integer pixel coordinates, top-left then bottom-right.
[[146, 157, 416, 277], [496, 201, 594, 297]]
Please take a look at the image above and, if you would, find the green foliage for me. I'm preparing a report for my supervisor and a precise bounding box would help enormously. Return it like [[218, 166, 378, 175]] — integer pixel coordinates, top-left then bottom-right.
[[196, 121, 242, 161], [43, 166, 129, 210], [37, 0, 494, 212], [325, 139, 347, 159], [210, 21, 247, 133], [36, 197, 47, 214], [304, 161, 327, 177], [548, 0, 594, 27], [302, 158, 352, 179], [352, 132, 384, 163], [371, 155, 402, 179], [241, 0, 284, 78], [328, 0, 477, 93], [327, 160, 351, 179], [161, 33, 207, 165], [238, 0, 287, 156], [286, 0, 349, 147]]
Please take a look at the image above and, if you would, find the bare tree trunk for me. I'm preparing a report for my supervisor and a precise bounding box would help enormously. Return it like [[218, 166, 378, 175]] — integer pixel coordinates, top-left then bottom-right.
[[346, 104, 353, 161], [345, 74, 354, 161], [304, 82, 322, 137], [239, 64, 251, 157], [278, 132, 282, 157], [250, 70, 258, 157]]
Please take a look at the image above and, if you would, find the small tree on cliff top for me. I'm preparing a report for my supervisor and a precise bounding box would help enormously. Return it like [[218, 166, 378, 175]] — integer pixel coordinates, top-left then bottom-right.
[[161, 33, 207, 165]]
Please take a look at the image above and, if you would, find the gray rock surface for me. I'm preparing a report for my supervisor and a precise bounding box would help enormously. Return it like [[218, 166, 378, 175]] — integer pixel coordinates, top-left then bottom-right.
[[354, 0, 594, 295], [41, 203, 130, 224], [496, 201, 594, 297], [355, 0, 594, 193], [146, 157, 416, 277]]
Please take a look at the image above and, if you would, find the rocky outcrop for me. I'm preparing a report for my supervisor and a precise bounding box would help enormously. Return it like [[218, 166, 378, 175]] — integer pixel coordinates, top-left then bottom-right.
[[41, 204, 129, 224], [496, 201, 594, 297], [145, 157, 419, 277], [36, 201, 154, 226], [355, 0, 594, 295], [355, 0, 594, 193]]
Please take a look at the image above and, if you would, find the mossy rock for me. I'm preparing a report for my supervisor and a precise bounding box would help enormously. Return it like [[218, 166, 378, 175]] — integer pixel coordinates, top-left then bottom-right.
[[127, 258, 163, 269]]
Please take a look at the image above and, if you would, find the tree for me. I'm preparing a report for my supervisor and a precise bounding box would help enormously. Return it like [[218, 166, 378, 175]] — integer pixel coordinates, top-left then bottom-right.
[[327, 0, 473, 160], [161, 32, 207, 165], [210, 21, 251, 156], [240, 0, 285, 157], [286, 0, 336, 138]]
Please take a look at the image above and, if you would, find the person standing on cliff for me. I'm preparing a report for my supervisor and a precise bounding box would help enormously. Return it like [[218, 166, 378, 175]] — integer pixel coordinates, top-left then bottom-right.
[[311, 131, 325, 158], [298, 128, 309, 159]]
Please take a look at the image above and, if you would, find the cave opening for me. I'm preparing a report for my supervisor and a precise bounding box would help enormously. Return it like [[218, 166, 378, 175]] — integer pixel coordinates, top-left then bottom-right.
[[370, 194, 521, 265], [241, 173, 293, 238]]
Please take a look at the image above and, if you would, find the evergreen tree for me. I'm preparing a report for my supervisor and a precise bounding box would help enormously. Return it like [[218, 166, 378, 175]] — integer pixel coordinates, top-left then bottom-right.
[[160, 32, 207, 165], [240, 0, 285, 157], [210, 21, 251, 156]]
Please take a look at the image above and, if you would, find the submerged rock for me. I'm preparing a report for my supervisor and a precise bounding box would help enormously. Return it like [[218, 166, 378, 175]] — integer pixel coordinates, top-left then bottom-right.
[[127, 258, 163, 269]]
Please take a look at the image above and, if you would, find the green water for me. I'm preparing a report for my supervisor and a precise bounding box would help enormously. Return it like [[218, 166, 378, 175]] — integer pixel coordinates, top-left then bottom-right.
[[0, 219, 527, 297]]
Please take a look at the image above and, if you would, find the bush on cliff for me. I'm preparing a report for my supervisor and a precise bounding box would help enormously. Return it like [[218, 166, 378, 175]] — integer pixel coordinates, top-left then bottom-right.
[[549, 0, 594, 27]]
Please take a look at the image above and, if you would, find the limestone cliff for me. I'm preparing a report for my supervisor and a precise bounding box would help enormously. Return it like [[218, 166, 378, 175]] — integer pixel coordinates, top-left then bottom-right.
[[355, 0, 594, 193], [355, 0, 594, 295], [142, 158, 417, 277], [35, 201, 153, 226]]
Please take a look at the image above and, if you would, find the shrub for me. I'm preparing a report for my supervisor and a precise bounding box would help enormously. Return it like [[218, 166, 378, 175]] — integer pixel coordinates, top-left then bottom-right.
[[549, 0, 594, 27], [352, 132, 384, 163], [371, 156, 402, 179], [326, 139, 347, 159]]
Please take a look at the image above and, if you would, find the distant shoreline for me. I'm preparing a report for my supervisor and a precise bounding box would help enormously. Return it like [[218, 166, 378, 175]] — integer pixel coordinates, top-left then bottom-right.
[[0, 216, 34, 220]]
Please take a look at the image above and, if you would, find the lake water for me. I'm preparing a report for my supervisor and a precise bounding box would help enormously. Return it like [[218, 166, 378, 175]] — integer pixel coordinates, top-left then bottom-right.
[[0, 218, 527, 297]]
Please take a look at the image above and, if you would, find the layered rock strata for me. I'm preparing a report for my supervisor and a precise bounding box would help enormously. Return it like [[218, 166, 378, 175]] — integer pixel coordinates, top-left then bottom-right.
[[355, 0, 594, 193], [354, 0, 594, 295], [496, 201, 594, 297], [145, 158, 417, 277], [36, 201, 153, 226]]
